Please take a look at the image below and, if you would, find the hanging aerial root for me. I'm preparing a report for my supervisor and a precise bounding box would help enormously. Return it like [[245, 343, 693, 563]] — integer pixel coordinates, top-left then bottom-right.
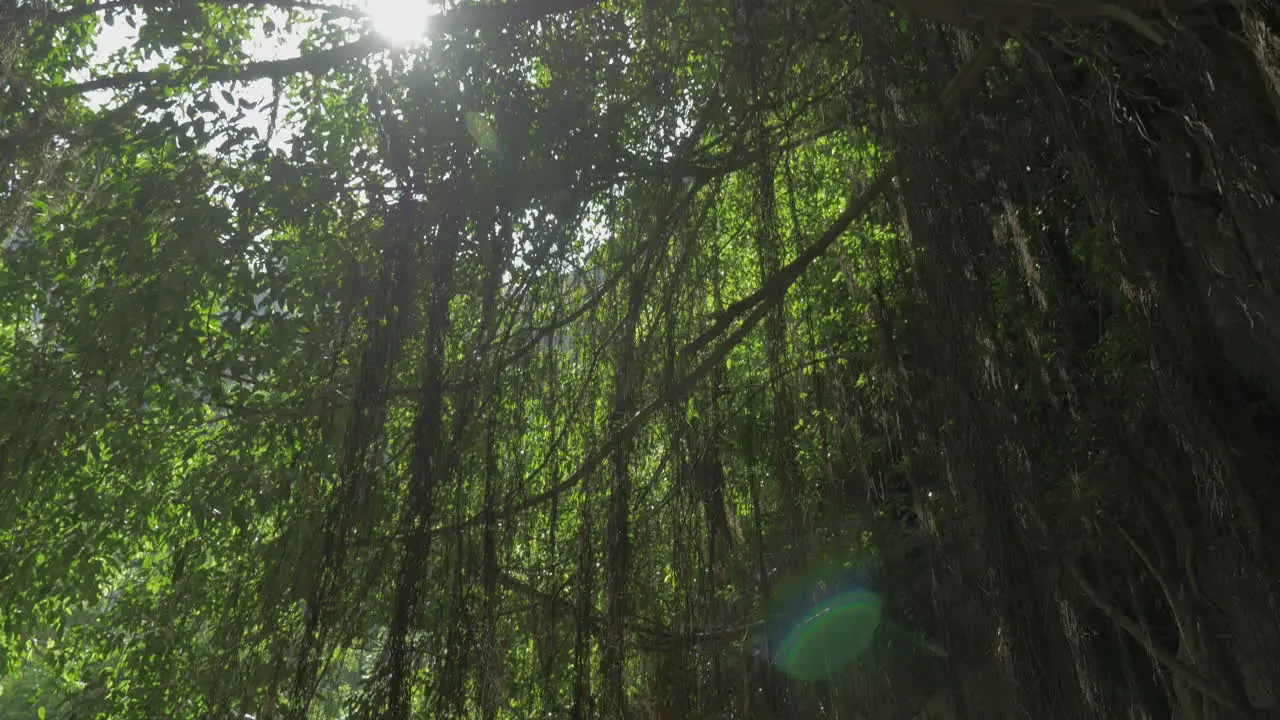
[[421, 37, 1001, 540]]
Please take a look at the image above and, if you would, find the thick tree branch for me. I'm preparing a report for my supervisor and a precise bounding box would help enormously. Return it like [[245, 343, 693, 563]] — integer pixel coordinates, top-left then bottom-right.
[[56, 0, 606, 96], [41, 0, 370, 26]]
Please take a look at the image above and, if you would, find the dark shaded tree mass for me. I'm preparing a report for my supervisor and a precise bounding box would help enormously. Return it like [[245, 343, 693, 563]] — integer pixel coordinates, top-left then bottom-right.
[[3, 0, 1280, 717]]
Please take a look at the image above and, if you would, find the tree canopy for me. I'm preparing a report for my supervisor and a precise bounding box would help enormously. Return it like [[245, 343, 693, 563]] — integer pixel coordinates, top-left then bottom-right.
[[3, 0, 1280, 718]]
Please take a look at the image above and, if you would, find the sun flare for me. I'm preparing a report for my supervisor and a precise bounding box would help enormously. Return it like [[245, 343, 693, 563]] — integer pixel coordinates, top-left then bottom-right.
[[363, 0, 437, 47]]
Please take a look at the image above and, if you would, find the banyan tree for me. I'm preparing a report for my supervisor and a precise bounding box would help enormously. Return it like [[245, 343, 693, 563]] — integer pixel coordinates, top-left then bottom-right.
[[2, 0, 1279, 717]]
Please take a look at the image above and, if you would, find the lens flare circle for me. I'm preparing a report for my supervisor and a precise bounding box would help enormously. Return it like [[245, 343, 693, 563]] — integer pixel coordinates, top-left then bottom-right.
[[775, 589, 883, 681]]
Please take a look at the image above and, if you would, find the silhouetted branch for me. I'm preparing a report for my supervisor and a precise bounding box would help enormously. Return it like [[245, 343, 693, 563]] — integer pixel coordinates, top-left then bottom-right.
[[40, 0, 369, 26], [55, 0, 607, 96]]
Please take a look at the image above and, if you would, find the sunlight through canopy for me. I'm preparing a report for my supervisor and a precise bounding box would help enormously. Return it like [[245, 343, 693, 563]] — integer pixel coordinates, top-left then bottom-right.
[[362, 0, 437, 46]]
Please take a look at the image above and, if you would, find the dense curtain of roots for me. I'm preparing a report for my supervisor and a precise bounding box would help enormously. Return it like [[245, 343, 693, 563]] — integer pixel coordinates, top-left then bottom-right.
[[843, 2, 1280, 717]]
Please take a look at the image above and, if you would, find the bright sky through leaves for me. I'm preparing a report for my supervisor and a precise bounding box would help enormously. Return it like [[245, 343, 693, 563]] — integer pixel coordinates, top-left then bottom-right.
[[364, 0, 438, 46]]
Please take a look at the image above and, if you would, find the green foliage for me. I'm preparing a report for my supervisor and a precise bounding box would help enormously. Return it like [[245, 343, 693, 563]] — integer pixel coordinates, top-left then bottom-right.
[[9, 1, 1278, 719], [0, 0, 953, 713]]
